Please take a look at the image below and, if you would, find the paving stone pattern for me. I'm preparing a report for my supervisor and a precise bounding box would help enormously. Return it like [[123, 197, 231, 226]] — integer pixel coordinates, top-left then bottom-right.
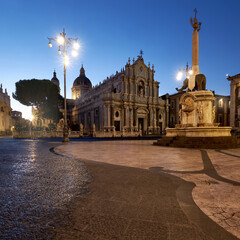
[[0, 138, 90, 240]]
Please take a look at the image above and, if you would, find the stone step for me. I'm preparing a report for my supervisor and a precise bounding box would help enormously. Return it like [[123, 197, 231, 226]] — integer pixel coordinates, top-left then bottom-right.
[[154, 136, 240, 149]]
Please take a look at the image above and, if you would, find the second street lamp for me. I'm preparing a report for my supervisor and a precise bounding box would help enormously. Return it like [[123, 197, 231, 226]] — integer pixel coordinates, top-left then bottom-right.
[[48, 28, 79, 142]]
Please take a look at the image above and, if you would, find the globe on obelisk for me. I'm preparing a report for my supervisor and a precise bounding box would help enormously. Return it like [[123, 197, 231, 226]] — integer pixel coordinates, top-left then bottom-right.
[[188, 8, 202, 90]]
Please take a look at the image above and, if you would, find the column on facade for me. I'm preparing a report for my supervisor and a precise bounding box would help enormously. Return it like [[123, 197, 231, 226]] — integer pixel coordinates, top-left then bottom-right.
[[126, 107, 128, 127], [128, 78, 131, 95], [83, 112, 87, 129], [149, 85, 152, 97], [90, 109, 94, 129], [120, 106, 124, 130], [125, 81, 128, 94], [107, 104, 111, 127], [110, 105, 114, 127], [100, 105, 104, 130], [103, 104, 108, 128], [166, 97, 170, 128], [121, 79, 125, 95], [156, 108, 159, 127], [134, 107, 137, 128], [153, 108, 156, 128], [149, 107, 153, 127], [129, 107, 133, 130], [230, 82, 236, 127]]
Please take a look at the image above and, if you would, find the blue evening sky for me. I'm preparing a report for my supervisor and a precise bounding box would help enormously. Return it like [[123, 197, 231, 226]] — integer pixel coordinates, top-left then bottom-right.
[[0, 0, 239, 119]]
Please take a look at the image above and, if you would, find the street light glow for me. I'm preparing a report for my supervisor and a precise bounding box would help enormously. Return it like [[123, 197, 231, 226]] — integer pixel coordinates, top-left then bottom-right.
[[57, 36, 64, 45], [176, 71, 183, 81], [73, 42, 80, 50], [71, 50, 78, 57], [48, 42, 52, 48], [30, 115, 34, 122], [64, 55, 70, 66]]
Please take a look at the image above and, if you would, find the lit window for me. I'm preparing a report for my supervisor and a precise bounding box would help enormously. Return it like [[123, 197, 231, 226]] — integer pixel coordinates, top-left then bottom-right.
[[218, 99, 223, 108]]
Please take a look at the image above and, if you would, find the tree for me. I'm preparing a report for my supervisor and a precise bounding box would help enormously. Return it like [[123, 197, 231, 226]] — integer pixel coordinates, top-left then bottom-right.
[[13, 79, 63, 122]]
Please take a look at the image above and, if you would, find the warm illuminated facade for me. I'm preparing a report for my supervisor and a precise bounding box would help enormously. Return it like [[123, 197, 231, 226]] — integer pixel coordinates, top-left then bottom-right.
[[227, 74, 240, 128], [0, 84, 11, 134], [72, 56, 168, 136]]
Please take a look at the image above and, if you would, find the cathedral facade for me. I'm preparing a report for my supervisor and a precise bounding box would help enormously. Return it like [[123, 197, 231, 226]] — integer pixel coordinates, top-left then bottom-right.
[[71, 56, 168, 136]]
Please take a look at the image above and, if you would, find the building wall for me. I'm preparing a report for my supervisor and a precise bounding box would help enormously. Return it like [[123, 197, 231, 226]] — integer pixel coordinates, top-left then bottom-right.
[[0, 85, 11, 132], [72, 56, 167, 136], [227, 74, 240, 128]]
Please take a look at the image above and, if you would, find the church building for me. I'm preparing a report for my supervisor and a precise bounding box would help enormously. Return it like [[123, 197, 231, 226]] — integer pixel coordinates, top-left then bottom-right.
[[71, 55, 168, 136]]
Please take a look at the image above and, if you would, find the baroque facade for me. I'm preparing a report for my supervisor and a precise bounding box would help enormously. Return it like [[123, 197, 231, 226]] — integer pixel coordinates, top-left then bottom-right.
[[0, 84, 11, 133], [72, 56, 168, 136]]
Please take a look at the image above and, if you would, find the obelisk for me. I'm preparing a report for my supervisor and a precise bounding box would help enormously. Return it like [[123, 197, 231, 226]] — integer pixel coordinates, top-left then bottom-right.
[[191, 8, 201, 75], [188, 9, 201, 90]]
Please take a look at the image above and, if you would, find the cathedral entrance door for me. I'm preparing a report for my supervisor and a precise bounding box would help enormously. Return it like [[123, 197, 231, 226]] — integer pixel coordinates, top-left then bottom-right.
[[138, 118, 144, 133], [114, 121, 120, 131]]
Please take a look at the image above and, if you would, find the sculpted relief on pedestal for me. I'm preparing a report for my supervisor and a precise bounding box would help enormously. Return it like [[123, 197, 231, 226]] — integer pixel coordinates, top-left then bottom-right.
[[182, 97, 194, 113], [197, 104, 204, 121]]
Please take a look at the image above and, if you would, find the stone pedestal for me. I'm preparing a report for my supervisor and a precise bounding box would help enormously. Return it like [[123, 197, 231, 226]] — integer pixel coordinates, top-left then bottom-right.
[[179, 91, 215, 127], [166, 90, 231, 137]]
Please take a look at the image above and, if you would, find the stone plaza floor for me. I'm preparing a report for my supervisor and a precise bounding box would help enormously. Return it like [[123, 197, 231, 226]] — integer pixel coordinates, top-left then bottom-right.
[[55, 140, 240, 239]]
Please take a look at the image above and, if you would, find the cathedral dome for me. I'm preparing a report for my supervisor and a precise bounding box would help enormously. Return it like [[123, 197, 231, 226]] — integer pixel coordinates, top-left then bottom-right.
[[51, 70, 59, 86], [73, 65, 92, 87], [51, 70, 60, 92]]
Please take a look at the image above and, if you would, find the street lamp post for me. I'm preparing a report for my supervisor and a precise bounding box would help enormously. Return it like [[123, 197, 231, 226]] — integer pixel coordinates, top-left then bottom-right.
[[48, 28, 79, 142]]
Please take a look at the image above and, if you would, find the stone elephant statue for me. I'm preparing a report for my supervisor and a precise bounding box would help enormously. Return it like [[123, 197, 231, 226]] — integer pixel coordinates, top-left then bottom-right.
[[176, 78, 188, 92], [194, 73, 206, 91], [176, 73, 206, 92]]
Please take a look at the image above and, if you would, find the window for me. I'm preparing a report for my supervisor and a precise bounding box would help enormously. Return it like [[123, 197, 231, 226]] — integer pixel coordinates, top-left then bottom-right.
[[159, 114, 162, 120], [218, 99, 223, 108], [115, 111, 119, 117]]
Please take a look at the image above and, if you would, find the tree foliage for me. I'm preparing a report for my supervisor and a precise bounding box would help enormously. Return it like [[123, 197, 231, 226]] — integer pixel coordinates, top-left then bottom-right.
[[13, 79, 63, 122]]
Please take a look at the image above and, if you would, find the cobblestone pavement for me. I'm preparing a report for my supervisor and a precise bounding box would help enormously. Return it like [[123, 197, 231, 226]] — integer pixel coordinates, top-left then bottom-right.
[[56, 140, 240, 240], [0, 138, 90, 240]]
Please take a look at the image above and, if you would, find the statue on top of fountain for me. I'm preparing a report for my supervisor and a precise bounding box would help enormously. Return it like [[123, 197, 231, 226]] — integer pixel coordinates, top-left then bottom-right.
[[176, 73, 206, 92]]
